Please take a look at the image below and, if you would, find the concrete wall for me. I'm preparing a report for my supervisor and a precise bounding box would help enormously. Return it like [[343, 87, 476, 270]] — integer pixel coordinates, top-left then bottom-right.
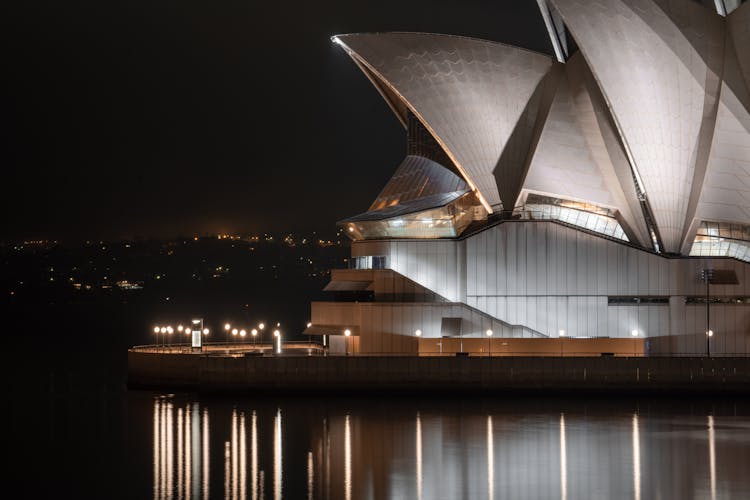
[[128, 351, 750, 393]]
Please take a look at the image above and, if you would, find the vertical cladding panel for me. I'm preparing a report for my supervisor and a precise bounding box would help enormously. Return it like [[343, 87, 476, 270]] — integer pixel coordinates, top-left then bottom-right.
[[507, 225, 518, 295], [382, 306, 393, 353], [466, 237, 477, 297], [567, 226, 577, 295], [497, 225, 507, 296], [437, 243, 447, 301], [477, 232, 487, 298], [486, 227, 497, 296], [575, 233, 592, 295], [537, 224, 548, 296], [637, 251, 649, 297], [518, 224, 527, 296], [526, 224, 538, 296]]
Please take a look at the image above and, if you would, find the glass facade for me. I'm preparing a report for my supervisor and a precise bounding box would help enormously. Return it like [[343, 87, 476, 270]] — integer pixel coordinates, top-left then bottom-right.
[[520, 194, 629, 241], [348, 255, 389, 270], [689, 221, 750, 262], [345, 192, 479, 240]]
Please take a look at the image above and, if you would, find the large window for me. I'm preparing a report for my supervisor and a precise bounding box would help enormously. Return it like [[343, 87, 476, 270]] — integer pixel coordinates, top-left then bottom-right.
[[521, 194, 629, 241], [690, 221, 750, 262]]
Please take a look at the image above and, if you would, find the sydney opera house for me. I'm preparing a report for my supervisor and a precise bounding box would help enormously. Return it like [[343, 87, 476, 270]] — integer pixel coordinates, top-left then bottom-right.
[[308, 0, 750, 356]]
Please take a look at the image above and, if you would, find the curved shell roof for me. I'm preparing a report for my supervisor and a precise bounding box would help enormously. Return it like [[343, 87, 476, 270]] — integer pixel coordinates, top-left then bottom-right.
[[333, 0, 750, 254]]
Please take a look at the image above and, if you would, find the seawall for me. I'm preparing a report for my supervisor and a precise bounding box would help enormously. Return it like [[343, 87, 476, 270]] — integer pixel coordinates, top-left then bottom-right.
[[128, 351, 750, 394]]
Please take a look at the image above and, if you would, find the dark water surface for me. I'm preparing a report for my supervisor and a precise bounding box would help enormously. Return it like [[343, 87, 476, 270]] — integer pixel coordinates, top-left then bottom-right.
[[11, 381, 750, 500]]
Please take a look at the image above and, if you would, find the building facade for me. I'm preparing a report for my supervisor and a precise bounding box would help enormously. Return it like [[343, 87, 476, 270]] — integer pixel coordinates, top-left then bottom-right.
[[309, 0, 750, 356]]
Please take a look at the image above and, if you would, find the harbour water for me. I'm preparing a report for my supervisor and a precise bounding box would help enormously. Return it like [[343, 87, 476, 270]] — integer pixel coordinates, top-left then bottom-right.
[[16, 383, 750, 499]]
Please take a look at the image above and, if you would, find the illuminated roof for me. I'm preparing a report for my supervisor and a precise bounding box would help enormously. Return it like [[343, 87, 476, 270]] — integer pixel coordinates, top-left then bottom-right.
[[333, 0, 750, 254]]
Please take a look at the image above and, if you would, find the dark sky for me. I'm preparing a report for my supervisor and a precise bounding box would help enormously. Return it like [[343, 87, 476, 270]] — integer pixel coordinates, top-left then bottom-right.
[[1, 0, 551, 242]]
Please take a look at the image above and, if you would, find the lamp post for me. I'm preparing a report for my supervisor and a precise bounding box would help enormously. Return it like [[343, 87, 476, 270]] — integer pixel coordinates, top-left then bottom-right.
[[232, 328, 238, 345], [344, 328, 351, 356], [486, 329, 493, 357], [154, 326, 161, 352], [701, 269, 714, 357], [177, 325, 184, 348], [240, 329, 246, 347], [259, 322, 266, 351], [631, 329, 639, 356], [559, 329, 565, 357], [224, 323, 231, 345], [251, 328, 258, 349], [273, 329, 281, 354], [166, 326, 174, 351], [160, 327, 167, 352]]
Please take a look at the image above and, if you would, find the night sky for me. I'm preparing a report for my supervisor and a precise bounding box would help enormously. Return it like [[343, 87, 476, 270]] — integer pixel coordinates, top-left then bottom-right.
[[2, 1, 551, 242]]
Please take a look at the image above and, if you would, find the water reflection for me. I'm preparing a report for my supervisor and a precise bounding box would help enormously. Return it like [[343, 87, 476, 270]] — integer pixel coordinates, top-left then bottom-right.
[[149, 396, 750, 500]]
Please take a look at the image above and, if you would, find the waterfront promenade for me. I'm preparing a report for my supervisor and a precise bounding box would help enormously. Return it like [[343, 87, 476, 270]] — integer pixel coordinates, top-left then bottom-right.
[[128, 345, 750, 394]]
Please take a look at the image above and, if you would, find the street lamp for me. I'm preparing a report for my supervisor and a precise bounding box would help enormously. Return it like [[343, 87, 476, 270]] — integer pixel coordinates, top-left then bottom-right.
[[240, 329, 246, 344], [273, 329, 281, 354], [707, 329, 714, 357], [344, 328, 351, 356], [225, 323, 231, 345], [486, 329, 493, 357], [251, 328, 258, 349], [191, 319, 203, 350], [232, 328, 238, 345], [153, 326, 161, 352], [631, 329, 639, 357], [259, 322, 266, 350], [166, 326, 174, 350], [415, 329, 422, 337]]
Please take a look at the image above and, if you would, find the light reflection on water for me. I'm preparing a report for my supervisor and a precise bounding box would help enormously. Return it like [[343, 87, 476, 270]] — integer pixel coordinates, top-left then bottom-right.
[[148, 396, 750, 500]]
